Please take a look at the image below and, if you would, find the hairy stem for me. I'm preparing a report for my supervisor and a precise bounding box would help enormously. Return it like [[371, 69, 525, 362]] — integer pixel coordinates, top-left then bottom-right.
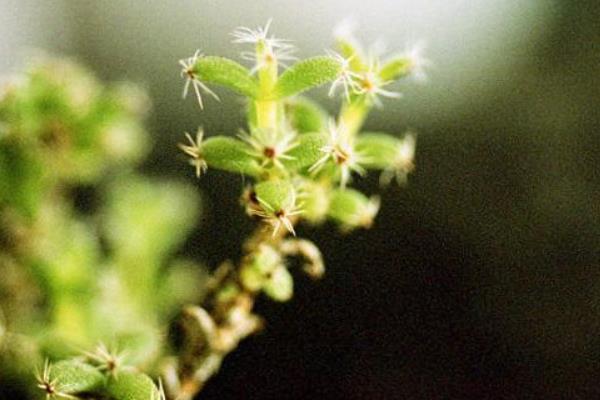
[[172, 220, 295, 400], [255, 40, 279, 131]]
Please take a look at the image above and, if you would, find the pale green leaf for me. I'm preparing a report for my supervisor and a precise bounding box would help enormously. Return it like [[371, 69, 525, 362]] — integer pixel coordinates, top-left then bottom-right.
[[336, 38, 367, 72], [202, 136, 261, 176], [263, 267, 293, 302], [285, 97, 328, 133], [106, 371, 161, 400], [355, 132, 402, 169], [327, 188, 379, 229], [282, 132, 327, 171], [298, 180, 330, 224], [378, 57, 412, 82], [273, 57, 341, 99], [254, 180, 295, 212], [49, 360, 105, 395], [192, 56, 259, 98]]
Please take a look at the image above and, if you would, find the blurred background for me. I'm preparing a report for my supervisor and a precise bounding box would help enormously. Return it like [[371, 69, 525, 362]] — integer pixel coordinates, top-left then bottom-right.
[[1, 0, 599, 398]]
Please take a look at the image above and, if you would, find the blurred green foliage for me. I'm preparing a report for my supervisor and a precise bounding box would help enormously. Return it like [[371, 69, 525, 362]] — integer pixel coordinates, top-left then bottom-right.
[[0, 58, 203, 399]]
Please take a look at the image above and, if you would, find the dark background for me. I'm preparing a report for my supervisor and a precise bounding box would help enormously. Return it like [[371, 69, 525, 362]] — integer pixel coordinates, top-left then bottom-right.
[[2, 0, 600, 398]]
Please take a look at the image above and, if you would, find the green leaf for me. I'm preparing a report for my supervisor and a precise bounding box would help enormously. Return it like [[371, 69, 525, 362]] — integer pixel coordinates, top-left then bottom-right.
[[106, 371, 161, 400], [254, 180, 295, 212], [252, 244, 283, 275], [282, 132, 327, 171], [298, 180, 330, 224], [273, 57, 341, 99], [202, 136, 261, 176], [355, 132, 402, 169], [157, 260, 208, 315], [49, 360, 105, 395], [240, 263, 265, 291], [378, 57, 412, 82], [192, 56, 259, 98], [263, 267, 293, 302], [103, 176, 200, 261], [285, 97, 328, 133], [336, 38, 367, 72], [327, 188, 379, 229], [240, 244, 284, 292]]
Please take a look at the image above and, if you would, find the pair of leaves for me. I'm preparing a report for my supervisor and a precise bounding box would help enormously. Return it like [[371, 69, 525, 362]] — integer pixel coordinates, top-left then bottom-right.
[[201, 132, 326, 176], [191, 56, 340, 100], [46, 360, 161, 400]]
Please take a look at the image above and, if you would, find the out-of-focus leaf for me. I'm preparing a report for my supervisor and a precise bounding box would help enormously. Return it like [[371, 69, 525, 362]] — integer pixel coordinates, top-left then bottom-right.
[[285, 97, 328, 133], [106, 371, 160, 400]]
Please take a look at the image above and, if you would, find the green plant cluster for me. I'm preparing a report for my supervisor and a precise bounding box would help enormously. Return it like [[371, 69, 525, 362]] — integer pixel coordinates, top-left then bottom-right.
[[0, 20, 426, 400], [178, 22, 420, 234], [165, 20, 423, 399], [178, 21, 419, 297], [0, 58, 202, 399]]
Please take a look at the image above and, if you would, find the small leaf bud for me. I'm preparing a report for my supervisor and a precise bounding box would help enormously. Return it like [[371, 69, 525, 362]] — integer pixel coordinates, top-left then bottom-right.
[[327, 189, 380, 229], [262, 266, 293, 302]]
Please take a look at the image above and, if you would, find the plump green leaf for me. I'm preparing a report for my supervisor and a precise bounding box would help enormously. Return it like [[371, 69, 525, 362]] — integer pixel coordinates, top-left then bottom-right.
[[253, 244, 283, 274], [335, 37, 367, 72], [106, 371, 161, 400], [254, 180, 295, 212], [263, 266, 293, 302], [240, 263, 265, 291], [240, 244, 283, 291], [202, 136, 261, 176], [327, 188, 380, 229], [355, 132, 402, 169], [378, 57, 412, 81], [240, 242, 288, 292], [49, 360, 105, 395], [328, 189, 366, 222], [273, 57, 341, 99], [283, 132, 327, 171], [192, 56, 259, 98], [298, 180, 330, 224], [285, 97, 328, 133]]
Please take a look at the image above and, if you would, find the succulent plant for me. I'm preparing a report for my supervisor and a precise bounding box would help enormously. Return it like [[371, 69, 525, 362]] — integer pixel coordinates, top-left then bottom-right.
[[0, 19, 426, 400]]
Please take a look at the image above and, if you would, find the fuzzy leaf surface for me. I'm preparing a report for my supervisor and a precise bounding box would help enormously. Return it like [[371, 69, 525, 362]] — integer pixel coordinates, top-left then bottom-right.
[[273, 57, 341, 98], [355, 132, 401, 169], [202, 136, 261, 176], [285, 97, 328, 133], [105, 371, 160, 400], [49, 360, 105, 395], [327, 188, 370, 225], [254, 180, 295, 212], [192, 56, 259, 98], [283, 132, 327, 171]]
